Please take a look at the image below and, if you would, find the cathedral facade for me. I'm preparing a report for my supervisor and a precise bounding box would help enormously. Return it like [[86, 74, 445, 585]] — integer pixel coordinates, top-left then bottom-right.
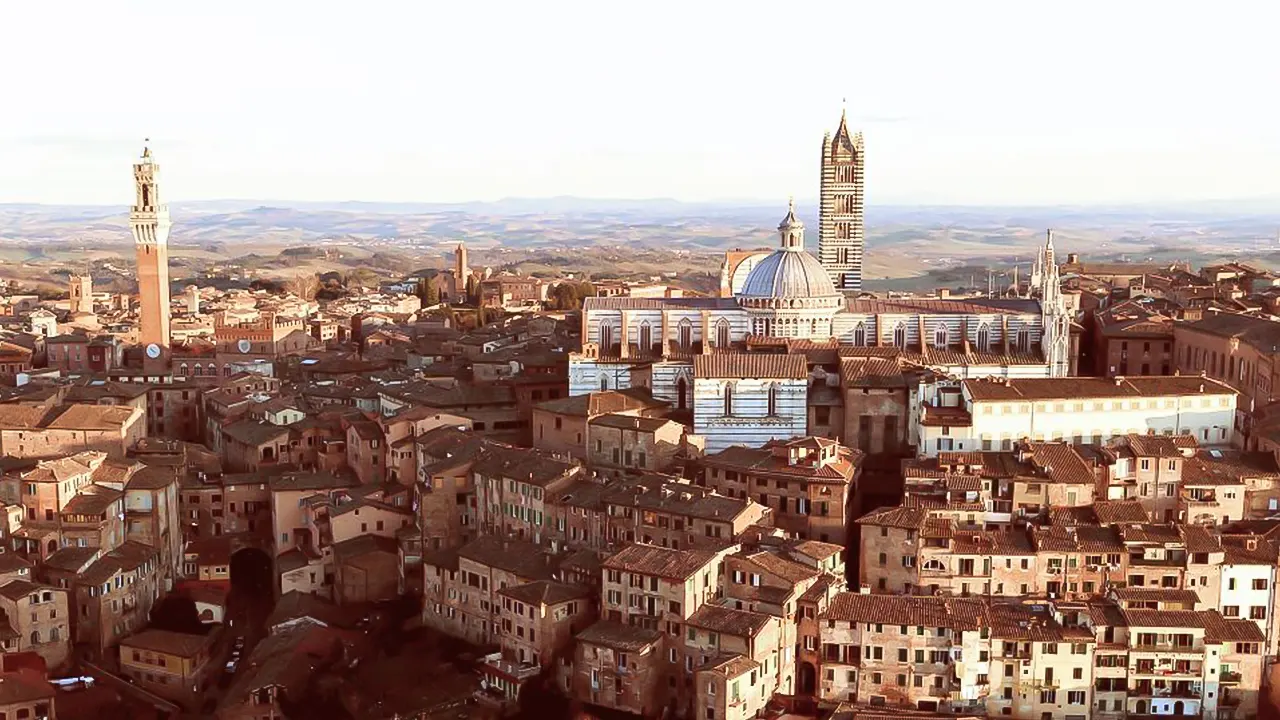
[[570, 194, 1074, 453]]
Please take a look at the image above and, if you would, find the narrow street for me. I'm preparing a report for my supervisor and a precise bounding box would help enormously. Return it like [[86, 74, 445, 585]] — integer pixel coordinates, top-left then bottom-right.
[[199, 549, 274, 711]]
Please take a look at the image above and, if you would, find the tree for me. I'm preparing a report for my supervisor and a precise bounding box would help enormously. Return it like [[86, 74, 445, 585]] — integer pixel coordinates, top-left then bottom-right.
[[476, 305, 488, 327], [549, 281, 596, 311], [149, 594, 204, 634], [423, 279, 440, 306]]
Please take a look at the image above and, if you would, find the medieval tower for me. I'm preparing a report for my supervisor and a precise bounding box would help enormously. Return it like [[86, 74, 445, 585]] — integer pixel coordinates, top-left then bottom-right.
[[68, 273, 92, 315], [131, 143, 172, 371], [818, 107, 866, 291]]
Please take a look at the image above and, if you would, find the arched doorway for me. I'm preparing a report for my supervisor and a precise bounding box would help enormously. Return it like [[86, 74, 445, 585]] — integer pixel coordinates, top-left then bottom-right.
[[676, 377, 689, 411], [1135, 700, 1148, 715], [799, 662, 816, 695], [1174, 701, 1185, 716]]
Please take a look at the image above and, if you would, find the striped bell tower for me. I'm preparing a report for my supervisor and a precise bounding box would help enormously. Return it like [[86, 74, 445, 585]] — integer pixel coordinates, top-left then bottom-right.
[[818, 104, 866, 291]]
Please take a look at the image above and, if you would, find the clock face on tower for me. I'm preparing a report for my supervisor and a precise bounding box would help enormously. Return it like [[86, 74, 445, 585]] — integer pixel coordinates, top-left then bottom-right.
[[145, 343, 161, 359], [237, 339, 252, 354]]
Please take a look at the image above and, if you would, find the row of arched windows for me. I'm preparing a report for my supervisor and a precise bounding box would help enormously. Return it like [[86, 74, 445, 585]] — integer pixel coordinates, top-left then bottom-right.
[[849, 321, 1032, 352], [599, 318, 733, 354], [723, 382, 780, 417], [178, 363, 227, 377]]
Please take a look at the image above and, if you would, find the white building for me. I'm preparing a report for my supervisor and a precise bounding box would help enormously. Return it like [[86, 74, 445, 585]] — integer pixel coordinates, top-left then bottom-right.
[[918, 376, 1238, 457], [570, 204, 1076, 453], [1218, 536, 1279, 654], [692, 354, 808, 453]]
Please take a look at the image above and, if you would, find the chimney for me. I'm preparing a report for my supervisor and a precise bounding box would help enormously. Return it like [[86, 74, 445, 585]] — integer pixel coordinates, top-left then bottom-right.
[[1114, 376, 1124, 386], [858, 584, 871, 595]]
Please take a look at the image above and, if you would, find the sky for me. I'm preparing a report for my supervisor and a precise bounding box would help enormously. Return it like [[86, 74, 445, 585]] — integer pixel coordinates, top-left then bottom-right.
[[1, 1, 1277, 207]]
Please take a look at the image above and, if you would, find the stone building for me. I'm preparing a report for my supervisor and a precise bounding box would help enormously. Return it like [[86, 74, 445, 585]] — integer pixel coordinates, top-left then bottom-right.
[[587, 414, 686, 476], [532, 389, 667, 459], [118, 628, 218, 707], [571, 621, 664, 716], [495, 580, 593, 667], [701, 437, 860, 546], [0, 580, 71, 669], [1173, 313, 1280, 448], [1092, 298, 1175, 378], [0, 670, 54, 720], [918, 376, 1238, 457]]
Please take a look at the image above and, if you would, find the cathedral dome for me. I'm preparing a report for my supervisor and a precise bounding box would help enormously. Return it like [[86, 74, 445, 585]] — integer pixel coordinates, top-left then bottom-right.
[[739, 248, 840, 301], [738, 199, 841, 304]]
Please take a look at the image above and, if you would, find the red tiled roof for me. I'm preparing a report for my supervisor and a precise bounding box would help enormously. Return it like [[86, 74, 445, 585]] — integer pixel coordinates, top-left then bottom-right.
[[693, 353, 807, 380]]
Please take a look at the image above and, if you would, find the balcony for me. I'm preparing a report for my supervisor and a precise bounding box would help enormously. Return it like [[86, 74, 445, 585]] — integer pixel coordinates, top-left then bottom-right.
[[1130, 684, 1201, 699], [1131, 641, 1201, 654], [1220, 671, 1242, 685], [1130, 664, 1203, 678]]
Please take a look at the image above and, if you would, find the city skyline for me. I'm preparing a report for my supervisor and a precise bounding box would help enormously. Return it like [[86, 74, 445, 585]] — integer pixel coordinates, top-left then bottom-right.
[[1, 2, 1277, 207]]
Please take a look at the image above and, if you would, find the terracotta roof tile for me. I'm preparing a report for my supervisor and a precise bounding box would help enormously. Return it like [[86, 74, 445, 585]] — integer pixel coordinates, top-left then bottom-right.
[[602, 543, 716, 580], [693, 353, 807, 380], [823, 593, 985, 630]]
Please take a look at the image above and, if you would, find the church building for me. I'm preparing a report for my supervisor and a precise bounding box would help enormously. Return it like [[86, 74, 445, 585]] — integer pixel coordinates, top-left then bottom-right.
[[570, 193, 1075, 453]]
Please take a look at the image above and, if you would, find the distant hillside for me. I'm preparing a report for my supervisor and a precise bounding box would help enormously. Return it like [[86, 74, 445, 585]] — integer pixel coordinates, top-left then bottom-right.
[[0, 197, 1277, 287]]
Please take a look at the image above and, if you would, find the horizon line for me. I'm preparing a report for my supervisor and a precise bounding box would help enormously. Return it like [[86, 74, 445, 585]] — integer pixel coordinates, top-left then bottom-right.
[[2, 194, 1280, 212]]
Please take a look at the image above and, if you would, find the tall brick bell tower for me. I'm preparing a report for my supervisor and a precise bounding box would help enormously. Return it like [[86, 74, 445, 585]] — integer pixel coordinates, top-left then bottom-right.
[[131, 142, 173, 374]]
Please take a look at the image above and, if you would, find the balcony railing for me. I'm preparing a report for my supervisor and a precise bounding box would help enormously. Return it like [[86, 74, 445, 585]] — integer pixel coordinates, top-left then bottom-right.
[[1131, 641, 1201, 653], [1220, 671, 1242, 684]]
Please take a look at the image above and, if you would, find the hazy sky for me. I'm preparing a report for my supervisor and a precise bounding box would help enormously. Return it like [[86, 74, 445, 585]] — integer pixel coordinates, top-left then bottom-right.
[[2, 1, 1277, 206]]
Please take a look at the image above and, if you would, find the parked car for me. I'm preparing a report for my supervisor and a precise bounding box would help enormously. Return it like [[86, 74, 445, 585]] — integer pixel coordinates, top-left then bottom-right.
[[225, 658, 240, 674], [233, 636, 246, 651]]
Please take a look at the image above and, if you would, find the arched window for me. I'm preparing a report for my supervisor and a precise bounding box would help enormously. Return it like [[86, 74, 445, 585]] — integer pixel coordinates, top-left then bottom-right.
[[29, 630, 39, 645], [922, 559, 946, 572], [638, 321, 652, 354], [49, 627, 59, 641], [976, 323, 991, 351], [678, 318, 693, 351], [600, 375, 610, 391], [893, 322, 907, 348], [724, 382, 734, 416], [599, 323, 615, 354], [852, 322, 866, 347], [676, 376, 689, 411], [767, 384, 778, 416], [195, 364, 205, 377], [716, 319, 730, 349], [179, 363, 188, 377], [934, 326, 949, 349]]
